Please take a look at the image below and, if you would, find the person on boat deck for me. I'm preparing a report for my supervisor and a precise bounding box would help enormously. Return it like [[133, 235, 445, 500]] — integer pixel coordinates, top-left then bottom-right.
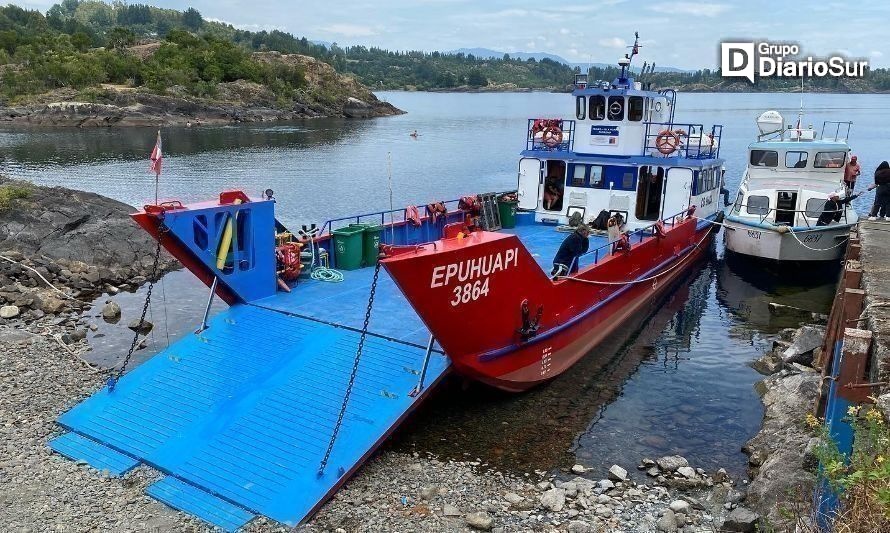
[[543, 175, 563, 210], [551, 224, 590, 278], [720, 167, 731, 207], [817, 191, 862, 226], [868, 161, 890, 220], [844, 155, 861, 192]]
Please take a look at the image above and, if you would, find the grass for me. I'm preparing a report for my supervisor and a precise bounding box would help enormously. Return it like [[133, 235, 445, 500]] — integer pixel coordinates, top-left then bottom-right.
[[0, 184, 31, 211]]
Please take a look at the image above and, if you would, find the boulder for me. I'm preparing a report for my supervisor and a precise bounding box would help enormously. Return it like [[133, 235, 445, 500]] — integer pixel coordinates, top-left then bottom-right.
[[101, 299, 121, 321], [668, 500, 690, 514], [608, 464, 628, 482], [465, 511, 493, 531], [571, 464, 587, 474], [127, 318, 153, 334], [539, 488, 566, 512], [676, 466, 696, 479], [41, 296, 66, 314], [442, 503, 461, 517], [781, 326, 824, 364], [0, 305, 20, 318], [656, 455, 688, 472], [656, 509, 678, 532], [751, 350, 784, 375], [721, 506, 760, 532]]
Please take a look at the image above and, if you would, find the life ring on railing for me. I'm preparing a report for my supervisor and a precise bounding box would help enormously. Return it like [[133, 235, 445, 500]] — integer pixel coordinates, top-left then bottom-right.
[[542, 126, 563, 148], [655, 129, 681, 155], [653, 220, 667, 238]]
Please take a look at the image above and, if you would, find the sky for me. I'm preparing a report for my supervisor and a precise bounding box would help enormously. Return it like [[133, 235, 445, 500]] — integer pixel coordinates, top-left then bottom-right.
[[14, 0, 890, 69]]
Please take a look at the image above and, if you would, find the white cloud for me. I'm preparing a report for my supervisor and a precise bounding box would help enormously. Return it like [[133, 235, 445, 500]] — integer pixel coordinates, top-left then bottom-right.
[[650, 2, 731, 17], [871, 50, 884, 58], [320, 23, 378, 37], [560, 28, 570, 35], [598, 37, 627, 49]]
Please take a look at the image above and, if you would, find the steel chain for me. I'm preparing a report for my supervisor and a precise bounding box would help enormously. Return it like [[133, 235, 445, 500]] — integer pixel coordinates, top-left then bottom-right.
[[107, 238, 163, 392], [319, 260, 381, 475]]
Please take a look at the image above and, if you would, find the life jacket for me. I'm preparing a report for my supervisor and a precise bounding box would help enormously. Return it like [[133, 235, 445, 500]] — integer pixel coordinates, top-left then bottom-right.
[[405, 205, 422, 226], [458, 196, 478, 214], [426, 202, 447, 223]]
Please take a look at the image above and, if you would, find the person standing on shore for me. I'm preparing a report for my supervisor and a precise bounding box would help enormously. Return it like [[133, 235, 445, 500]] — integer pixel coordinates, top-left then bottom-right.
[[844, 155, 861, 193], [867, 161, 890, 221]]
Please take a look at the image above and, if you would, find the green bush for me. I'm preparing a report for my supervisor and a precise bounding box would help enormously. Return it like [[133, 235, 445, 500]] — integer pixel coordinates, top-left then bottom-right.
[[0, 184, 31, 211]]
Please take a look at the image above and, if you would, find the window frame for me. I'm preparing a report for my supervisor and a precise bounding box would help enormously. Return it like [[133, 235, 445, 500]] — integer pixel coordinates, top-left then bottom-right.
[[569, 163, 587, 187], [575, 95, 586, 121], [804, 197, 826, 218], [628, 96, 644, 121], [814, 151, 847, 169], [607, 95, 624, 121], [750, 150, 779, 167], [589, 95, 606, 121], [589, 165, 604, 188], [785, 151, 809, 169], [746, 195, 770, 215]]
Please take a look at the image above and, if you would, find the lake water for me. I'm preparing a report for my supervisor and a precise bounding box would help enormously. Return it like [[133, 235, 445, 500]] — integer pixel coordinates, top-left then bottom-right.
[[1, 90, 873, 478]]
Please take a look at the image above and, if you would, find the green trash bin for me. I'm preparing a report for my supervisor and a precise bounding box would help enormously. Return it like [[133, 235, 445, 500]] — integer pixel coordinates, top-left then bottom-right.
[[497, 200, 519, 229], [361, 224, 384, 266], [332, 226, 364, 271]]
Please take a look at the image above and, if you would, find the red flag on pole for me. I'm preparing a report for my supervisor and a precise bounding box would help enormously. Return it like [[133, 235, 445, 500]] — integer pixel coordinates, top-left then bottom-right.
[[149, 130, 163, 176]]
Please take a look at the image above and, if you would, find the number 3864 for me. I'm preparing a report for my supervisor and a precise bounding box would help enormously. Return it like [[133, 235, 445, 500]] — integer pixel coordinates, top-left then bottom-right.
[[450, 278, 490, 307]]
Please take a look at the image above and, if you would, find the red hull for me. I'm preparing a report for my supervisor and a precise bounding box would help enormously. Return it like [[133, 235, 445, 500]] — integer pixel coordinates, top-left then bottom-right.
[[382, 217, 717, 392]]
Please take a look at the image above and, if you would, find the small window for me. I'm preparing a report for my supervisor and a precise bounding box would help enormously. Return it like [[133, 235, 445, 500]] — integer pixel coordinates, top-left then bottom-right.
[[785, 151, 808, 168], [570, 164, 586, 186], [750, 150, 778, 167], [628, 96, 644, 121], [575, 96, 586, 120], [622, 170, 634, 189], [805, 198, 826, 218], [814, 151, 847, 168], [693, 171, 702, 195], [589, 165, 604, 187], [746, 195, 770, 215], [607, 96, 624, 121], [589, 95, 605, 120], [733, 192, 743, 213]]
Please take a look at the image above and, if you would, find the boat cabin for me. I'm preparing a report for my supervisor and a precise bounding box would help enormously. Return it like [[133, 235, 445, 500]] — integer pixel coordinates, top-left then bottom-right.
[[517, 60, 724, 230]]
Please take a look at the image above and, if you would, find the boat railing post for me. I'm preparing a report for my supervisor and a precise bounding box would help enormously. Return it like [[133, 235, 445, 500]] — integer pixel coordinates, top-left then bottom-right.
[[410, 335, 436, 397], [196, 276, 219, 334]]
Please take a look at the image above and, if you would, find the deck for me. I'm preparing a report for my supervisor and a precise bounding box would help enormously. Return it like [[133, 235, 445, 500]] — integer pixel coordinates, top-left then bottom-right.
[[49, 219, 607, 531]]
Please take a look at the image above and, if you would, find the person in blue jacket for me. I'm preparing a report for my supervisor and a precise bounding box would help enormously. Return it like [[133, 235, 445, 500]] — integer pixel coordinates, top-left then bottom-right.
[[551, 224, 590, 278]]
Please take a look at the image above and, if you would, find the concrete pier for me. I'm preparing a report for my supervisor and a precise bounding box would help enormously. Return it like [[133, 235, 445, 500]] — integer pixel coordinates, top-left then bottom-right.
[[858, 220, 890, 387]]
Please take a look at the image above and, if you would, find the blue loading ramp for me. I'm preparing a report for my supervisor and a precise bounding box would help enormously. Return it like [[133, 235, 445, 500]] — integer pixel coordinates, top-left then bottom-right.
[[49, 304, 450, 531]]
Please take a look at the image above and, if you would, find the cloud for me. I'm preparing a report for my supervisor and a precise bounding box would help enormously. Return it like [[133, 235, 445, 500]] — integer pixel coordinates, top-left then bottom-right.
[[650, 2, 731, 17], [319, 23, 378, 37], [598, 37, 627, 49], [560, 28, 570, 35], [871, 50, 884, 58]]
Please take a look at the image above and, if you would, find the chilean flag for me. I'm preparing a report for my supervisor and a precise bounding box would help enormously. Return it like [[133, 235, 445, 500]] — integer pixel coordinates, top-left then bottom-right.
[[149, 130, 162, 176]]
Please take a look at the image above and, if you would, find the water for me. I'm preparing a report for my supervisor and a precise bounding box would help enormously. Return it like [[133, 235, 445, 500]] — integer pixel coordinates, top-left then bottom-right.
[[1, 91, 861, 478]]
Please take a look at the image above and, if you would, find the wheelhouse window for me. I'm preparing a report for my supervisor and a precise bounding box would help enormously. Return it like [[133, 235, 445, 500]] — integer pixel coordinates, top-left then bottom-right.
[[570, 164, 586, 186], [589, 165, 604, 187], [814, 151, 847, 168], [589, 95, 605, 120], [575, 96, 586, 120], [746, 195, 770, 215], [628, 96, 644, 121], [805, 198, 826, 218], [750, 150, 778, 167], [607, 96, 624, 121], [785, 151, 808, 168]]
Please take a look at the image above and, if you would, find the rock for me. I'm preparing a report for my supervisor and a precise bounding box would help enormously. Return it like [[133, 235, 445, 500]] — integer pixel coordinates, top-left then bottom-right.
[[127, 318, 153, 334], [676, 466, 697, 479], [567, 520, 591, 533], [802, 437, 821, 471], [722, 507, 760, 532], [442, 503, 461, 517], [40, 296, 66, 314], [608, 464, 628, 482], [0, 305, 20, 318], [420, 485, 438, 500], [571, 464, 587, 474], [657, 509, 678, 532], [747, 449, 767, 468], [751, 350, 784, 375], [781, 326, 824, 365], [101, 300, 121, 321], [668, 500, 690, 514], [714, 468, 730, 483], [504, 492, 524, 505], [594, 504, 612, 517], [596, 479, 614, 491], [465, 511, 493, 531], [646, 467, 660, 477], [539, 488, 566, 512], [656, 455, 688, 472]]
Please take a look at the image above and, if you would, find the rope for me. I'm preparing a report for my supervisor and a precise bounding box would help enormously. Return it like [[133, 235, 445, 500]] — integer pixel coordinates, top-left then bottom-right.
[[557, 224, 712, 286], [704, 215, 851, 252], [318, 261, 381, 476], [0, 254, 93, 307], [785, 229, 850, 252], [310, 267, 344, 282]]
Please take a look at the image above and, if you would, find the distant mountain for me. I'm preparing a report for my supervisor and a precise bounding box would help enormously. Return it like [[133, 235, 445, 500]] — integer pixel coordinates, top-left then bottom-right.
[[449, 48, 570, 63]]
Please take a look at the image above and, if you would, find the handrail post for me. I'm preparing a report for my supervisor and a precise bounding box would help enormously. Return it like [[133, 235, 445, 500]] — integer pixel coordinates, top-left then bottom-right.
[[410, 335, 436, 397], [196, 276, 219, 334]]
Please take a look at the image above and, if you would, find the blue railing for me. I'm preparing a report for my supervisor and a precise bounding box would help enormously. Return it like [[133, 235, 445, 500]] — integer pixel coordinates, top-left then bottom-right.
[[568, 209, 691, 272], [526, 119, 575, 152], [642, 122, 723, 160]]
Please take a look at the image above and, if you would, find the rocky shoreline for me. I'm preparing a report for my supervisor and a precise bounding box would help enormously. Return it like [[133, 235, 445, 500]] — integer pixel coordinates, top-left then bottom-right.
[[0, 53, 402, 127]]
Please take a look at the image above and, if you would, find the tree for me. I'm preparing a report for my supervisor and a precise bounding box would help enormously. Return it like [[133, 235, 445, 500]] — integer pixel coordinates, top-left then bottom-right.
[[106, 26, 135, 50], [71, 31, 91, 51], [182, 8, 203, 30], [467, 69, 487, 87]]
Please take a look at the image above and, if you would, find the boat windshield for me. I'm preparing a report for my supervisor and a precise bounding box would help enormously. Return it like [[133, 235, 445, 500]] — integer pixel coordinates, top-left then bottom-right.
[[814, 151, 847, 168], [750, 150, 778, 167]]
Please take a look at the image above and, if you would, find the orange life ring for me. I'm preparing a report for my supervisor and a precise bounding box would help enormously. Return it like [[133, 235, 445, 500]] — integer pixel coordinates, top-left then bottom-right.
[[542, 126, 563, 148], [655, 130, 680, 155]]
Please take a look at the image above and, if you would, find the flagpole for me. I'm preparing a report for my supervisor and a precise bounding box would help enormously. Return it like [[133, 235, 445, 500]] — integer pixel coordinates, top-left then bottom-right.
[[155, 129, 160, 204]]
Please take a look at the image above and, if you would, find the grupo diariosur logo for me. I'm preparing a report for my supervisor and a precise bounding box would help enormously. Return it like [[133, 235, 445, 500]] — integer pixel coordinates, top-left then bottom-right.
[[720, 42, 868, 83]]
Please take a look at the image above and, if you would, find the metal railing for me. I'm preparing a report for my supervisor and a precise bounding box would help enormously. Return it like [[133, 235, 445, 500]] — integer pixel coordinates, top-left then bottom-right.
[[567, 209, 692, 272], [317, 199, 465, 237], [729, 204, 849, 229], [821, 120, 853, 142], [642, 122, 723, 160], [526, 119, 576, 152]]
